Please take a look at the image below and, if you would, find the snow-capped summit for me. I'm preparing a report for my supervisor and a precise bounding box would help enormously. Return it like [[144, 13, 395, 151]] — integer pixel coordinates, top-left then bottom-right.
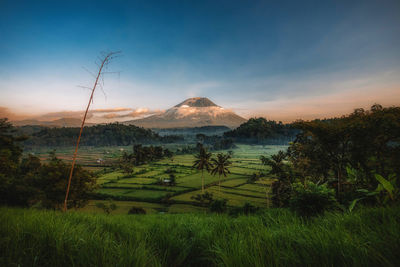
[[126, 97, 245, 128]]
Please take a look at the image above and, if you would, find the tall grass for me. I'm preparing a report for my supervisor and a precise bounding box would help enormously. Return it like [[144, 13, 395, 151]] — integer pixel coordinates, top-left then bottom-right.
[[1, 206, 399, 266]]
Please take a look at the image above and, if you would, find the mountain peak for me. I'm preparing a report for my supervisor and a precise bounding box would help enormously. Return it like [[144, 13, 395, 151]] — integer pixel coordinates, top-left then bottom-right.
[[175, 97, 218, 108], [125, 97, 246, 128]]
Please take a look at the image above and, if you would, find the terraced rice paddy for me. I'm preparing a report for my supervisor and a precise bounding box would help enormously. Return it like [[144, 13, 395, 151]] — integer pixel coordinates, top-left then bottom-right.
[[30, 144, 286, 213]]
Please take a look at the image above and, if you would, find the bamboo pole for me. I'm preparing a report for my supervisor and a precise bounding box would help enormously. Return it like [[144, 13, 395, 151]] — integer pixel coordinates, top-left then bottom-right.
[[63, 52, 117, 212]]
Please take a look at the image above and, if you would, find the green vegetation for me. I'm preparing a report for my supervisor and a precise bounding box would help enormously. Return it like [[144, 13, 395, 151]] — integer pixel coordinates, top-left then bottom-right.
[[211, 153, 232, 193], [22, 123, 183, 147], [0, 119, 96, 209], [224, 117, 297, 144], [1, 206, 399, 266], [258, 105, 400, 218], [289, 182, 339, 216], [192, 145, 213, 193], [1, 104, 400, 265]]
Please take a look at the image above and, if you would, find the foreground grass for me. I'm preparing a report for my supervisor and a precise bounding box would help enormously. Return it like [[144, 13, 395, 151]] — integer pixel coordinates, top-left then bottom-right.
[[1, 206, 399, 267]]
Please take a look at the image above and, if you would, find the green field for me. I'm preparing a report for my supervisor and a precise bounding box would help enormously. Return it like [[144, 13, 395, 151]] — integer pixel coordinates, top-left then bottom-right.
[[27, 144, 284, 213], [1, 206, 399, 266], [89, 145, 283, 213]]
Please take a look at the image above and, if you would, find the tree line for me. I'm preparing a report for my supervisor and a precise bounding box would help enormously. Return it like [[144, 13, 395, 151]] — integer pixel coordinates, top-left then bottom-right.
[[20, 123, 184, 147], [118, 144, 174, 174], [224, 117, 298, 144]]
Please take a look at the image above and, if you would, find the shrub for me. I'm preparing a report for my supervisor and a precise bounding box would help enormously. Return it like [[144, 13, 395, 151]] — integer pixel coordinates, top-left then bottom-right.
[[95, 199, 117, 214], [191, 192, 214, 207], [247, 172, 265, 183], [290, 181, 338, 216], [169, 174, 176, 185], [128, 206, 146, 214], [229, 202, 259, 216], [210, 199, 227, 213], [271, 180, 292, 207]]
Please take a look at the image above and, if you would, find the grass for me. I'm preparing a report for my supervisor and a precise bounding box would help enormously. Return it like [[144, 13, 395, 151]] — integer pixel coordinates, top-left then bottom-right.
[[80, 200, 166, 214], [1, 206, 399, 266], [171, 188, 270, 207]]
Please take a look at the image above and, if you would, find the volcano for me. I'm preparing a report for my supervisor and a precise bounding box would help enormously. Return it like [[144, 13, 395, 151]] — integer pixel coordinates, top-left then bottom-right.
[[126, 97, 246, 128]]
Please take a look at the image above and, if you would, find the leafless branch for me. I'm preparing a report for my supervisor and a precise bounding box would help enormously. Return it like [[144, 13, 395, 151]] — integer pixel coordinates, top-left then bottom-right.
[[63, 50, 121, 212]]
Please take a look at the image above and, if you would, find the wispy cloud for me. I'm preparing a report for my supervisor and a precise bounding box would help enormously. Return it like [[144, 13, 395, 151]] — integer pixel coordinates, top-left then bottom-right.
[[101, 108, 162, 119], [0, 106, 160, 123]]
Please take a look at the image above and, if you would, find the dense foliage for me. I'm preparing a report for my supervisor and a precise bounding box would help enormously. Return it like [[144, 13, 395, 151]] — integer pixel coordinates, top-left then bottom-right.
[[289, 182, 339, 216], [22, 123, 183, 147], [288, 104, 400, 196], [196, 133, 236, 150], [262, 104, 400, 213], [120, 144, 173, 167], [224, 117, 298, 144], [0, 119, 96, 209], [155, 125, 230, 137]]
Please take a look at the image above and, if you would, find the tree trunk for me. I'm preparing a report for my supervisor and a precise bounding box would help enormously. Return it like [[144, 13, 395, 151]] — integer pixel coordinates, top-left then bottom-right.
[[202, 169, 204, 193], [218, 174, 221, 196]]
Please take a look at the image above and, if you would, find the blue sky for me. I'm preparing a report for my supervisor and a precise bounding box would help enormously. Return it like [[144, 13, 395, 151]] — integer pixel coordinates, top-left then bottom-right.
[[0, 0, 399, 121]]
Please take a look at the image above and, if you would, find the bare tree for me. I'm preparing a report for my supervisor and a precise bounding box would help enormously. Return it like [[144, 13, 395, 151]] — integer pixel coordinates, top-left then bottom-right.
[[63, 51, 120, 212]]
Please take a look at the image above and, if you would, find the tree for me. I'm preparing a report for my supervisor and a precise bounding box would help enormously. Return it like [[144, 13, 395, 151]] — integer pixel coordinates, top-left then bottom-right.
[[191, 191, 214, 207], [0, 118, 28, 205], [288, 104, 400, 200], [261, 151, 293, 207], [211, 153, 232, 195], [260, 151, 287, 178], [223, 117, 297, 144], [192, 145, 213, 193], [38, 153, 97, 209], [121, 163, 134, 175]]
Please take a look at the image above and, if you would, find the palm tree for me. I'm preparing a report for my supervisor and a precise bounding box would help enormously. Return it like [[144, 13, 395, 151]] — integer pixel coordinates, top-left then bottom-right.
[[211, 153, 232, 195], [193, 145, 213, 193], [260, 151, 286, 176], [260, 151, 287, 207]]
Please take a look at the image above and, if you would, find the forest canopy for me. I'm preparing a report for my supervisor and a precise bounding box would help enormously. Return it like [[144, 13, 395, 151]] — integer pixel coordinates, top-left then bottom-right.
[[223, 117, 298, 144], [19, 123, 183, 147]]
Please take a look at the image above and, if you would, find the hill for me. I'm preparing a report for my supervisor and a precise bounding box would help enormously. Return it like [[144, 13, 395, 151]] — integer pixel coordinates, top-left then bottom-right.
[[224, 117, 298, 144]]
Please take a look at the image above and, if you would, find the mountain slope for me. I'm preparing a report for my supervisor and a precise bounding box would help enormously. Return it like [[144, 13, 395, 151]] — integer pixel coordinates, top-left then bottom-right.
[[126, 97, 246, 128]]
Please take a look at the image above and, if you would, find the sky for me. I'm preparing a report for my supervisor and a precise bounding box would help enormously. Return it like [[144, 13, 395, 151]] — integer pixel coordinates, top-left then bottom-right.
[[0, 0, 399, 122]]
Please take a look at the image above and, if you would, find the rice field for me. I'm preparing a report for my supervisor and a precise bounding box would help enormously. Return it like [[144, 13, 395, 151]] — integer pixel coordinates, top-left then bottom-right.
[[29, 144, 285, 214]]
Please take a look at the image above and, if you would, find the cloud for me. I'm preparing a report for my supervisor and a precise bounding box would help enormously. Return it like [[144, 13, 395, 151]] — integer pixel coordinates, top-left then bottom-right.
[[92, 108, 132, 113], [37, 110, 89, 120], [101, 108, 162, 119], [0, 106, 157, 124]]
